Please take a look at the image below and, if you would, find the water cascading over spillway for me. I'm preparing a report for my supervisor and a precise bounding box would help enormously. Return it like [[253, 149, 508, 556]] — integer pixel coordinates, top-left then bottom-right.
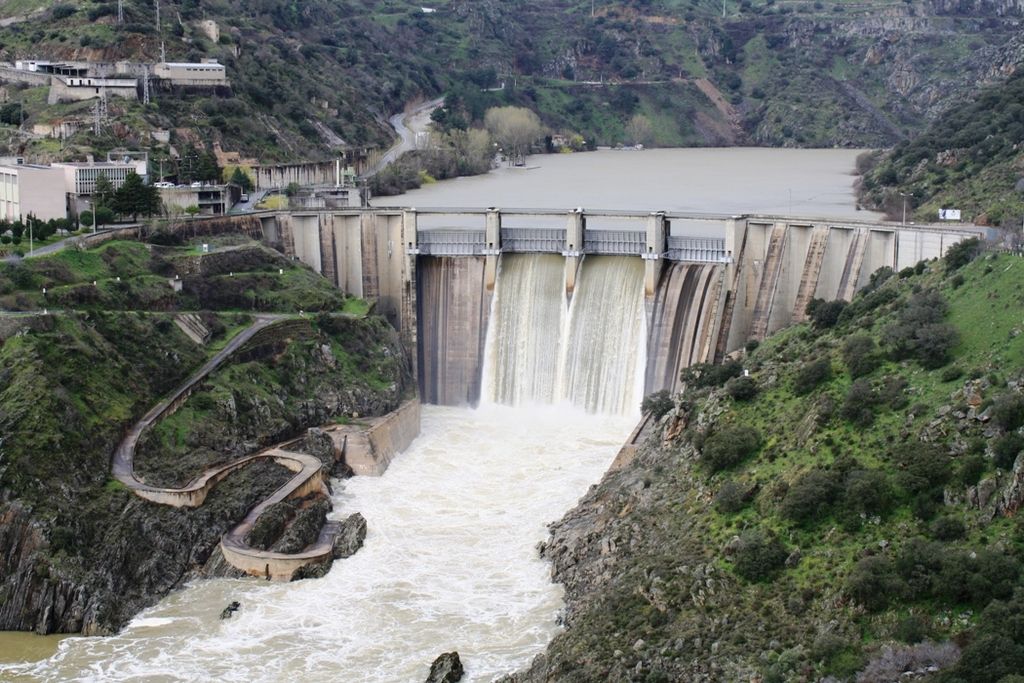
[[644, 262, 724, 394], [482, 255, 647, 416]]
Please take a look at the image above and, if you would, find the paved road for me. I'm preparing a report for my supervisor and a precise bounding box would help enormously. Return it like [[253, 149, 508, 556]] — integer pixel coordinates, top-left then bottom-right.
[[364, 97, 445, 177], [229, 189, 270, 214], [1, 226, 137, 263]]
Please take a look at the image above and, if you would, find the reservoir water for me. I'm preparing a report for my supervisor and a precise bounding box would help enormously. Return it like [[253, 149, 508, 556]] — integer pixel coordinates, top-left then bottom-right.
[[1, 147, 869, 680], [374, 147, 876, 219]]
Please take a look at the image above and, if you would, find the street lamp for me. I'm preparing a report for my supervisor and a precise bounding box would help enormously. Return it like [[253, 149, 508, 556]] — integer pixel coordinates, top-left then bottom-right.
[[899, 192, 910, 226]]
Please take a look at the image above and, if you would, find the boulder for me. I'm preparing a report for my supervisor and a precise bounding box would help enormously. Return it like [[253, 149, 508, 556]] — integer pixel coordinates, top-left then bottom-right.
[[332, 512, 367, 559], [426, 651, 464, 683]]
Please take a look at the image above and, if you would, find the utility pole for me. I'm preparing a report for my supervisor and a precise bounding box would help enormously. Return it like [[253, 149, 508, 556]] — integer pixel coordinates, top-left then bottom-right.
[[722, 0, 727, 18], [900, 192, 909, 226], [160, 41, 166, 63], [117, 0, 124, 23], [155, 0, 160, 30], [143, 66, 151, 105]]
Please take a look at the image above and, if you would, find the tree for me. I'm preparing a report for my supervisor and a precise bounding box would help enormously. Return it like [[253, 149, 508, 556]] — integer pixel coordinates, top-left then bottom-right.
[[111, 172, 161, 221], [184, 205, 201, 217], [624, 113, 653, 146], [284, 181, 301, 197], [93, 172, 115, 210], [484, 106, 544, 165], [229, 166, 254, 192]]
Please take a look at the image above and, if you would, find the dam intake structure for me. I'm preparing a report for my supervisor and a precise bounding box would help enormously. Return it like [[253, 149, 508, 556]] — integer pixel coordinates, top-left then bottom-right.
[[252, 207, 978, 411]]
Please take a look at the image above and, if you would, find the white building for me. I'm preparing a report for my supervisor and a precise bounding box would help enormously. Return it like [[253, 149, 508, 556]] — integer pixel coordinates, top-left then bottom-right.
[[153, 60, 229, 86], [48, 76, 138, 104], [53, 160, 148, 196], [0, 164, 68, 222]]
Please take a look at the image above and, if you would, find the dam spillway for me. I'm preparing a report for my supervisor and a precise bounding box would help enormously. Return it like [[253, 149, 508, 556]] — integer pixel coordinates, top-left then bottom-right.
[[481, 255, 648, 415]]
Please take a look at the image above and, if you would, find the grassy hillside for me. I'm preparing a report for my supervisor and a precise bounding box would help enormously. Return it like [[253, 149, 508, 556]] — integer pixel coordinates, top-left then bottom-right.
[[0, 0, 1021, 164], [514, 242, 1024, 682], [860, 69, 1024, 227], [0, 238, 351, 311]]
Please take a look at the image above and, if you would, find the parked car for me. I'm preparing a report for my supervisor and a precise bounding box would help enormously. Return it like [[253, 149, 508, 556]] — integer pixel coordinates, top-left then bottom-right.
[[154, 181, 174, 188]]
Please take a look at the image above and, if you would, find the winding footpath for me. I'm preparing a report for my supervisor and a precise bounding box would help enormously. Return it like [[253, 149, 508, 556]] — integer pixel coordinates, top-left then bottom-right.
[[111, 315, 340, 579]]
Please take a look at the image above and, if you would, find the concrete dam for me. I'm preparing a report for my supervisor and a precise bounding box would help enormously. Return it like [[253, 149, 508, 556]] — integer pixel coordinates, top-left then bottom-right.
[[256, 207, 976, 411]]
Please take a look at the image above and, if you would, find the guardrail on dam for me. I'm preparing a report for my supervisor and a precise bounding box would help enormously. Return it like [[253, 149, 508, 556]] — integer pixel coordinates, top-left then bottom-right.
[[253, 207, 978, 403]]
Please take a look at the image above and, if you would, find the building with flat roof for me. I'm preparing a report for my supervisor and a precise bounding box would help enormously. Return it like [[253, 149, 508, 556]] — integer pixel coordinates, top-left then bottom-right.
[[53, 160, 148, 196], [153, 60, 229, 86], [48, 76, 138, 104], [0, 164, 68, 222], [158, 185, 230, 216]]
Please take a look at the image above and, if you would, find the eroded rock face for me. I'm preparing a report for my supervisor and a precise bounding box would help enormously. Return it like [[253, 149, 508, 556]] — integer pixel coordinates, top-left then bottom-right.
[[426, 651, 464, 683]]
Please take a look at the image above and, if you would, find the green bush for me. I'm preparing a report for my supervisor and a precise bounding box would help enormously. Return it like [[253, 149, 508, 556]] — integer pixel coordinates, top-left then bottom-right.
[[641, 390, 674, 420], [840, 468, 892, 522], [701, 425, 762, 473], [992, 393, 1024, 432], [891, 441, 951, 496], [841, 379, 878, 426], [714, 480, 748, 514], [725, 376, 758, 401], [806, 298, 847, 329], [941, 365, 964, 382], [793, 357, 832, 395], [780, 468, 837, 525], [944, 237, 982, 271], [931, 516, 966, 541], [732, 529, 788, 582], [681, 360, 743, 388], [883, 290, 959, 368], [959, 454, 987, 486], [843, 334, 879, 378], [846, 556, 902, 611], [993, 432, 1024, 470]]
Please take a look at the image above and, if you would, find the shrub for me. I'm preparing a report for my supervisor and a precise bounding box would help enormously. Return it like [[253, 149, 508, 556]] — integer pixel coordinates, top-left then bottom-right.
[[993, 432, 1024, 470], [992, 393, 1024, 432], [701, 425, 762, 473], [959, 454, 987, 486], [51, 3, 75, 19], [843, 334, 879, 378], [781, 468, 837, 525], [840, 469, 892, 522], [806, 298, 847, 329], [891, 441, 951, 496], [793, 357, 832, 395], [732, 529, 788, 582], [931, 516, 966, 541], [846, 556, 902, 611], [714, 480, 748, 514], [725, 376, 758, 401], [893, 615, 931, 644], [681, 359, 743, 388], [944, 237, 982, 271], [941, 365, 964, 382], [641, 390, 674, 420], [841, 378, 878, 426], [744, 339, 760, 354], [883, 290, 959, 368]]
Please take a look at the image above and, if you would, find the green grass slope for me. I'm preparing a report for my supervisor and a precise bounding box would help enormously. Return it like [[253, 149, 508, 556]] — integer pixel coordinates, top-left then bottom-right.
[[518, 242, 1024, 682]]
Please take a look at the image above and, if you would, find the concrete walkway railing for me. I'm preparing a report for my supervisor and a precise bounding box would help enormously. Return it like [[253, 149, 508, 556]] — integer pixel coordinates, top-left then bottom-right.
[[110, 315, 342, 579]]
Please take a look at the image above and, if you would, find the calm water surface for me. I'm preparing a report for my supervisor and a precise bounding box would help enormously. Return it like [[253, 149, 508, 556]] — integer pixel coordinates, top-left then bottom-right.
[[375, 147, 878, 219]]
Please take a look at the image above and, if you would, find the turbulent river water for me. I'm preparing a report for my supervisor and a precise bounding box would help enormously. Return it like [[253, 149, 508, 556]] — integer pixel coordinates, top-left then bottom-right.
[[1, 148, 868, 681], [3, 406, 635, 682]]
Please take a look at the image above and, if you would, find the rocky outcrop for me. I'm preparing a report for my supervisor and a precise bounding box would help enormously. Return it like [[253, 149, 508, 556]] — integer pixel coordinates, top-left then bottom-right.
[[332, 513, 367, 559], [426, 652, 465, 683]]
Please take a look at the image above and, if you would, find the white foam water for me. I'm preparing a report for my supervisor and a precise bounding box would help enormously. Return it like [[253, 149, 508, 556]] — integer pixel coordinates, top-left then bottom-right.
[[2, 405, 634, 683]]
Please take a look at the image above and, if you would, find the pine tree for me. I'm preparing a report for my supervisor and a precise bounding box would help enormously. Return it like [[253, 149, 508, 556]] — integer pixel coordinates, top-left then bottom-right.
[[94, 172, 115, 210], [112, 172, 162, 221]]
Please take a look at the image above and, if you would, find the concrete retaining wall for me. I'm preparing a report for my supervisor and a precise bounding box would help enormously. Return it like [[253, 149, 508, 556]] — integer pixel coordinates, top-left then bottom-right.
[[330, 399, 421, 476]]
